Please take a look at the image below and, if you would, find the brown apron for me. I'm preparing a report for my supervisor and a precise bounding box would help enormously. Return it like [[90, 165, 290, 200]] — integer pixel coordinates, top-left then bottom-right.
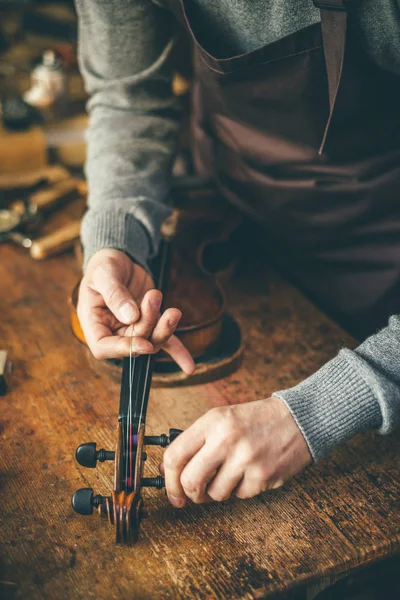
[[165, 0, 400, 338]]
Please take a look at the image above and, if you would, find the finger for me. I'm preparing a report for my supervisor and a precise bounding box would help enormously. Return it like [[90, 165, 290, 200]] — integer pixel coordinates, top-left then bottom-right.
[[150, 308, 195, 374], [132, 289, 162, 339], [234, 475, 268, 500], [158, 461, 219, 504], [123, 319, 194, 372], [91, 270, 139, 325], [77, 285, 152, 359], [88, 331, 154, 361], [77, 284, 112, 348], [151, 307, 181, 348], [163, 422, 206, 508], [180, 443, 224, 504], [162, 336, 196, 375], [206, 460, 244, 502]]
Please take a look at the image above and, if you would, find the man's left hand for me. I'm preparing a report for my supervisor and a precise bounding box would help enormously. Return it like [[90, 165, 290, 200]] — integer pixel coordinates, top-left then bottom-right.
[[161, 396, 312, 507]]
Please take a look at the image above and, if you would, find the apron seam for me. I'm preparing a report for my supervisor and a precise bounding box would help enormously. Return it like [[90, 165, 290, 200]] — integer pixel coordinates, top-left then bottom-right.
[[199, 44, 323, 75]]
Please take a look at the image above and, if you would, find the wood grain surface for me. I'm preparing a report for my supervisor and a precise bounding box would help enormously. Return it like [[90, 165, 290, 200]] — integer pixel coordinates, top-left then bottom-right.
[[0, 244, 399, 600]]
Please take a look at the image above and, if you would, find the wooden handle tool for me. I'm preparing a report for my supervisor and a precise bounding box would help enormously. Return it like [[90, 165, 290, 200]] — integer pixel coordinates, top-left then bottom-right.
[[30, 220, 81, 260], [11, 179, 80, 215], [0, 165, 70, 192]]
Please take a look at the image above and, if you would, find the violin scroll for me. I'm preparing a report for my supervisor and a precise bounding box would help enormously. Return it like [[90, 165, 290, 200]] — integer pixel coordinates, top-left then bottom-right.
[[71, 428, 182, 543]]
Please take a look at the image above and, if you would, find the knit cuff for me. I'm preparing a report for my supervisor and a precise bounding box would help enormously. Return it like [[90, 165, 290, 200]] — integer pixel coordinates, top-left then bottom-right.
[[81, 209, 152, 272], [273, 349, 382, 462]]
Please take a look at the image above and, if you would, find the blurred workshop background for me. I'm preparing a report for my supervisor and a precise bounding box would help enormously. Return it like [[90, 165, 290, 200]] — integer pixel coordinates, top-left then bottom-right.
[[0, 0, 192, 264], [0, 0, 88, 262]]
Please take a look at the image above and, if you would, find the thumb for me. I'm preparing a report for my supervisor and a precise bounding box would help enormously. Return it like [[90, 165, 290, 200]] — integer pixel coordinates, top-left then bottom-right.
[[91, 268, 139, 325]]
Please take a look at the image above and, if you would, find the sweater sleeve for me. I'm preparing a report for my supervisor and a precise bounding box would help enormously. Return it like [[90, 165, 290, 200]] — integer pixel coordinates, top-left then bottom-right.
[[274, 315, 400, 462], [75, 0, 182, 270]]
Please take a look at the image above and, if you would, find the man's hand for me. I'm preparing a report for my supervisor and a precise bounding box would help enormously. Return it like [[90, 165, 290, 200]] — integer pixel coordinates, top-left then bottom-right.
[[77, 248, 195, 373], [161, 396, 311, 507]]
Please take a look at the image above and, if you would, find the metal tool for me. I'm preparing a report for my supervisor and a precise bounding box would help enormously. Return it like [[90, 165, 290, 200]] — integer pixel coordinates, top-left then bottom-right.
[[0, 190, 39, 249], [0, 178, 80, 256]]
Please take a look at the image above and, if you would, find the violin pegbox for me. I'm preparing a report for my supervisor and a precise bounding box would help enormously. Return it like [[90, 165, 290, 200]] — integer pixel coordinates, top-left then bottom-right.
[[71, 421, 182, 544]]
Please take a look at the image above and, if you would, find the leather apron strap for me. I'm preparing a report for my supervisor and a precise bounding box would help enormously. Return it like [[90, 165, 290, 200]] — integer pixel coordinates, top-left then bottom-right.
[[314, 0, 357, 153]]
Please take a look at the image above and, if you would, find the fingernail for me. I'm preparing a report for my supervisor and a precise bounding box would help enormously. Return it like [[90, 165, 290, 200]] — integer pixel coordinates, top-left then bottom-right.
[[135, 342, 154, 355], [150, 296, 162, 311], [170, 495, 185, 508], [168, 317, 180, 329], [136, 344, 151, 355], [120, 302, 136, 323]]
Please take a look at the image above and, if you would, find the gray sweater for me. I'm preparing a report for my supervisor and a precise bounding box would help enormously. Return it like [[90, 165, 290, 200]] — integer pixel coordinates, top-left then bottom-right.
[[75, 0, 400, 462]]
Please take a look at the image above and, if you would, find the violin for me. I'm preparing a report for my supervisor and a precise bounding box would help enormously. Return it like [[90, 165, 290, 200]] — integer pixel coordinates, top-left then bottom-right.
[[71, 177, 243, 543], [72, 237, 182, 543]]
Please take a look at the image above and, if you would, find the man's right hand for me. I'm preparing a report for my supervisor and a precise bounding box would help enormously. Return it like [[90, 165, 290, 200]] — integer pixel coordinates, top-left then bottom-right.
[[77, 248, 195, 374]]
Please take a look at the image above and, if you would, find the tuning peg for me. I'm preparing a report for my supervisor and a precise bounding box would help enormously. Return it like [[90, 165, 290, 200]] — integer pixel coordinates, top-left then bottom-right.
[[168, 428, 182, 443], [141, 476, 164, 489], [75, 442, 115, 468], [144, 429, 183, 448], [71, 488, 106, 515]]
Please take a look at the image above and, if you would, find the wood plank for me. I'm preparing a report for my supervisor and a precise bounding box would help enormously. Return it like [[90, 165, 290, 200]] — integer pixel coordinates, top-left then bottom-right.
[[0, 244, 399, 600]]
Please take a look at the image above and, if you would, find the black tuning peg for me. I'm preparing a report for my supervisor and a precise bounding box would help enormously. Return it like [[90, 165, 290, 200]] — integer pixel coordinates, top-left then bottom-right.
[[71, 488, 105, 515], [75, 442, 115, 468], [168, 428, 182, 443], [144, 428, 183, 447], [141, 476, 165, 489]]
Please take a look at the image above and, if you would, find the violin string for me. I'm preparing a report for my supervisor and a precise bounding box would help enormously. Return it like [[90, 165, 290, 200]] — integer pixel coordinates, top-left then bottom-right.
[[137, 355, 151, 431], [136, 241, 167, 441], [124, 332, 131, 489], [125, 328, 135, 489], [132, 241, 169, 490]]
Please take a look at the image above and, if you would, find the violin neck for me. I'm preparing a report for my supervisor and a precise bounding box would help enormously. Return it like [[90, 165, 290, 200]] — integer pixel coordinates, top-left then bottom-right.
[[118, 354, 155, 423], [118, 237, 170, 426]]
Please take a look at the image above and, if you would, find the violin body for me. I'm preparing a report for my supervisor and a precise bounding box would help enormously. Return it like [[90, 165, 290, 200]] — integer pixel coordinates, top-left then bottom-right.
[[70, 179, 243, 382]]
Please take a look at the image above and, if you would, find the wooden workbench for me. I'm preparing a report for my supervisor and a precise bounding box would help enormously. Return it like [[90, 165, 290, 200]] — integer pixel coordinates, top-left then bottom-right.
[[0, 244, 399, 600]]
